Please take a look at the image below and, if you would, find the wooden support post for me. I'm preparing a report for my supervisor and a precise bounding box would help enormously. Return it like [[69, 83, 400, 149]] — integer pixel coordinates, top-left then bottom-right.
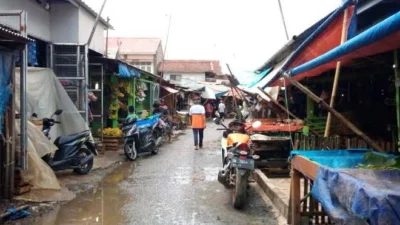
[[111, 75, 118, 128], [291, 169, 301, 225], [394, 49, 400, 152], [282, 73, 385, 152], [325, 9, 349, 137]]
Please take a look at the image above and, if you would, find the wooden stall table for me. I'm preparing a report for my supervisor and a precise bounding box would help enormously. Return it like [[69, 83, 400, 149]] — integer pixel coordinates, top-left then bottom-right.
[[288, 150, 400, 225]]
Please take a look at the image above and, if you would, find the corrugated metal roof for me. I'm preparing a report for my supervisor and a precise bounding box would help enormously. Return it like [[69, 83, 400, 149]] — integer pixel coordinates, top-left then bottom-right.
[[0, 25, 33, 43]]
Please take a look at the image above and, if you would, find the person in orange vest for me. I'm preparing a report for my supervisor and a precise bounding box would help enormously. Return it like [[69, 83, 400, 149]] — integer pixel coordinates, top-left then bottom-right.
[[189, 97, 206, 150]]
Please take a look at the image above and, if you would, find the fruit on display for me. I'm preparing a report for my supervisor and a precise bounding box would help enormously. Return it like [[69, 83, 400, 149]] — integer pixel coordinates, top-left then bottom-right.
[[103, 127, 122, 137]]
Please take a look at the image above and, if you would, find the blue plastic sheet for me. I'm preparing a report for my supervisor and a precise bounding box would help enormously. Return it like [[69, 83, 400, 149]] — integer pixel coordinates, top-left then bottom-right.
[[248, 68, 271, 88], [0, 51, 14, 134], [290, 149, 392, 168], [15, 41, 37, 66], [118, 63, 140, 78], [313, 167, 400, 225], [291, 150, 400, 225], [136, 114, 160, 129]]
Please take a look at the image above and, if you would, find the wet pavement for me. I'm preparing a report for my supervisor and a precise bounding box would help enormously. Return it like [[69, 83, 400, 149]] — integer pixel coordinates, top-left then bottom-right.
[[31, 122, 286, 225]]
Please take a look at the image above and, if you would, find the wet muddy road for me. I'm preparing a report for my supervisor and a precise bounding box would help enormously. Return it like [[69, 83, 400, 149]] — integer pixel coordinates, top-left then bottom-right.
[[33, 122, 286, 225]]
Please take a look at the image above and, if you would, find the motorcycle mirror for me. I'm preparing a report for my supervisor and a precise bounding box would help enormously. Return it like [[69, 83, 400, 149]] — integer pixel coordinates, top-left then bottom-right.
[[55, 109, 63, 115], [252, 121, 262, 129], [213, 117, 220, 125]]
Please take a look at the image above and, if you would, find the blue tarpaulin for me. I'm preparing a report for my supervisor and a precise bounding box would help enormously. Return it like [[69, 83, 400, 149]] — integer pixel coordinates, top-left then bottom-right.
[[118, 63, 140, 78], [291, 150, 400, 225], [248, 68, 271, 88], [0, 51, 14, 134], [289, 11, 400, 76]]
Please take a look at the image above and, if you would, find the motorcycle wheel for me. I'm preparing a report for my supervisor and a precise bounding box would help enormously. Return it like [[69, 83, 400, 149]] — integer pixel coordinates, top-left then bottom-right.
[[124, 141, 138, 161], [232, 168, 248, 209], [73, 148, 94, 175], [151, 140, 159, 155]]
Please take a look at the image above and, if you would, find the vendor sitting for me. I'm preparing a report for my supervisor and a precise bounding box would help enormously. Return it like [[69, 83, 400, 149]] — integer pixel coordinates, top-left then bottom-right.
[[126, 105, 138, 120]]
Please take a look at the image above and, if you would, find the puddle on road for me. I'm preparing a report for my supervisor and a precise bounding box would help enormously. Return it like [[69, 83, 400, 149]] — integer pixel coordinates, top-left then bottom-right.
[[32, 162, 135, 225]]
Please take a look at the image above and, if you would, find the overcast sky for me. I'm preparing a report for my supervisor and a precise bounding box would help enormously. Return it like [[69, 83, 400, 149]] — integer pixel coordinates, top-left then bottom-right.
[[85, 0, 341, 77]]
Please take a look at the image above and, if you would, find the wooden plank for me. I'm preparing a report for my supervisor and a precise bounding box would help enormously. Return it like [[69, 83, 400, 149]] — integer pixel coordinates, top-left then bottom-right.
[[291, 169, 301, 225], [282, 74, 385, 152], [291, 155, 318, 180]]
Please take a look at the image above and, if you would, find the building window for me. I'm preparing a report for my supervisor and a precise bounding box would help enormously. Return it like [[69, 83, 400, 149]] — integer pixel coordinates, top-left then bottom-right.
[[131, 62, 153, 73], [170, 74, 181, 81]]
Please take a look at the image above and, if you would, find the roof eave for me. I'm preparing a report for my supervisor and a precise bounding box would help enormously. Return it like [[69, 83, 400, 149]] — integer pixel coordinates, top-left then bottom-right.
[[69, 0, 114, 30]]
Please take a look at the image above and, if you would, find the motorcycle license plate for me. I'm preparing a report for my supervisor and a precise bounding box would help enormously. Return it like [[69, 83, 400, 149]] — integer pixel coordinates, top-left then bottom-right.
[[231, 157, 254, 170]]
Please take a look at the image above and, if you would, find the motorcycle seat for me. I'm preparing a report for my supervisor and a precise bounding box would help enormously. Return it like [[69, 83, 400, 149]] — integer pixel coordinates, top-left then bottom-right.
[[55, 130, 90, 146]]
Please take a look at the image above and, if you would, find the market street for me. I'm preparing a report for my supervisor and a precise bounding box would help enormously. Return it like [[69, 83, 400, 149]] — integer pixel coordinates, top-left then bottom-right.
[[31, 122, 286, 225]]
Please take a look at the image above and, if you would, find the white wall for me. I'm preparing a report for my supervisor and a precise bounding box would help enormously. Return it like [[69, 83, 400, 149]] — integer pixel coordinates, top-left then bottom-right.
[[78, 8, 105, 53], [164, 72, 205, 82], [0, 0, 51, 41], [50, 3, 79, 43]]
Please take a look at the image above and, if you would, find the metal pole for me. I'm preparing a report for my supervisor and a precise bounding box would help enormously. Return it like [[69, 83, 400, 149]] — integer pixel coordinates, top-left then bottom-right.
[[87, 0, 108, 47], [394, 49, 400, 152], [282, 73, 385, 152], [105, 17, 110, 57], [159, 14, 172, 82], [84, 45, 89, 123], [324, 8, 349, 137], [19, 11, 28, 170], [277, 0, 290, 40], [101, 64, 104, 142], [20, 46, 28, 170]]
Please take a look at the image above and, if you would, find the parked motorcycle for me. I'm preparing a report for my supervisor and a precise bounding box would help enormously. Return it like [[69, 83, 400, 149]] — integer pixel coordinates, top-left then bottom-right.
[[214, 117, 261, 209], [37, 110, 98, 175], [121, 114, 163, 161]]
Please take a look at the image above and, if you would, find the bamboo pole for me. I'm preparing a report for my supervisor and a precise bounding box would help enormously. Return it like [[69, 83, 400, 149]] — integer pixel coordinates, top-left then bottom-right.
[[394, 49, 400, 152], [257, 87, 320, 136], [324, 9, 349, 137], [282, 73, 385, 152]]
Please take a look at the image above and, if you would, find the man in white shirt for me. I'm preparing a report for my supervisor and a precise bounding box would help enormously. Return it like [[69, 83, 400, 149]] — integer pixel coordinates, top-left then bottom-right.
[[189, 99, 206, 150], [218, 100, 226, 122]]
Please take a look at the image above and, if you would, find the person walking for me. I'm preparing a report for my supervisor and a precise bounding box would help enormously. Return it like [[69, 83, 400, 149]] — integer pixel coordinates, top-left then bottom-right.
[[218, 99, 226, 122], [189, 98, 206, 150]]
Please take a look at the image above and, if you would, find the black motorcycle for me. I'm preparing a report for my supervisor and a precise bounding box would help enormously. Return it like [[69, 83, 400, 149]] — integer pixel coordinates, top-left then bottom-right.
[[38, 110, 98, 174], [121, 114, 162, 161]]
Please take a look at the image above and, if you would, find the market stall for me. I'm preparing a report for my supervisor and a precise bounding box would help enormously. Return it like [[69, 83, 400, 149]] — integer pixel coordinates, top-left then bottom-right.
[[289, 149, 400, 225]]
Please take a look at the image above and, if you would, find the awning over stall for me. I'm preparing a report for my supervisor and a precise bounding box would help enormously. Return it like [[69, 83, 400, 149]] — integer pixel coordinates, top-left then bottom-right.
[[118, 63, 140, 78], [260, 0, 355, 87], [160, 85, 179, 94], [287, 11, 400, 80], [250, 56, 289, 91]]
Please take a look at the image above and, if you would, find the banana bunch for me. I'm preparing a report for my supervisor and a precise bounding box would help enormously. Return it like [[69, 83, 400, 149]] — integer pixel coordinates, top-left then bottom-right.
[[103, 127, 122, 137]]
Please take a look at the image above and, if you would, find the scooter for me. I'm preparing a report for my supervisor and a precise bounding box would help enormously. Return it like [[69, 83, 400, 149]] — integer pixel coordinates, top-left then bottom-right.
[[214, 117, 261, 209], [37, 110, 98, 175], [121, 114, 163, 161]]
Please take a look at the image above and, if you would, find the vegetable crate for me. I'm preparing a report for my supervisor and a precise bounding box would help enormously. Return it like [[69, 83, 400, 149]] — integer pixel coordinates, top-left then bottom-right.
[[103, 136, 121, 151]]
